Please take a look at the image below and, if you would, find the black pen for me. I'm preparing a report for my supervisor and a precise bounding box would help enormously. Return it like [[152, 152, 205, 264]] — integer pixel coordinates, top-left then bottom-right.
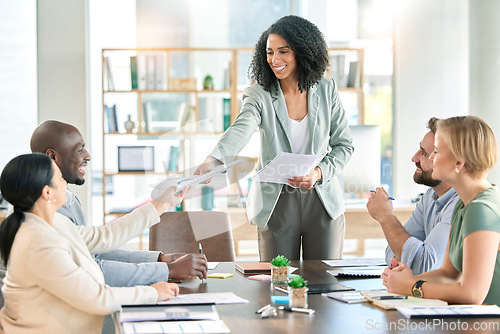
[[373, 296, 408, 300], [199, 243, 205, 283]]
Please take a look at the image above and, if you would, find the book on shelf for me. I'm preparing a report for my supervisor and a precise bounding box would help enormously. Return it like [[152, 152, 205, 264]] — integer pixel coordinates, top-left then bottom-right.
[[105, 104, 118, 133], [361, 290, 448, 310], [142, 102, 153, 133], [129, 56, 138, 90], [103, 56, 115, 91], [105, 55, 133, 91], [330, 54, 348, 88], [198, 96, 223, 132], [178, 103, 195, 132], [223, 98, 231, 131], [146, 54, 156, 90], [136, 53, 147, 90], [136, 51, 167, 91], [224, 61, 230, 90], [347, 61, 361, 88], [167, 146, 180, 172], [154, 53, 167, 90]]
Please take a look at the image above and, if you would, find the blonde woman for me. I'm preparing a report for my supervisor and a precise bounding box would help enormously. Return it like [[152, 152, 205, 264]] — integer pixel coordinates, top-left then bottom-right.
[[382, 116, 500, 306]]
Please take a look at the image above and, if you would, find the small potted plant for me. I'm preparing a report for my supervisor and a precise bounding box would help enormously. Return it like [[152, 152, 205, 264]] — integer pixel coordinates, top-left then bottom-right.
[[288, 275, 308, 308], [270, 255, 290, 283], [203, 75, 214, 90]]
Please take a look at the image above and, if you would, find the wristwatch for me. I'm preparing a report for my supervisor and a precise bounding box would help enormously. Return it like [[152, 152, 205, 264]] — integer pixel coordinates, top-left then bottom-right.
[[411, 280, 426, 298]]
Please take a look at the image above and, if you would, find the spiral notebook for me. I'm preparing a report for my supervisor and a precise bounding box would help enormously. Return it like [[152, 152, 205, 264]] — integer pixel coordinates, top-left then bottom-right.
[[327, 266, 384, 278]]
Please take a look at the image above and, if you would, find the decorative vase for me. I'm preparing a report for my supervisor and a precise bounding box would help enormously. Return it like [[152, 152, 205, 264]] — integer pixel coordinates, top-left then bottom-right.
[[124, 115, 135, 133], [271, 265, 289, 284], [289, 286, 308, 308]]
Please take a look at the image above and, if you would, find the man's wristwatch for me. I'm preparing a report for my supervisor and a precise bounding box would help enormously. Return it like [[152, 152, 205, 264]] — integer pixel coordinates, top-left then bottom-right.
[[411, 280, 426, 298]]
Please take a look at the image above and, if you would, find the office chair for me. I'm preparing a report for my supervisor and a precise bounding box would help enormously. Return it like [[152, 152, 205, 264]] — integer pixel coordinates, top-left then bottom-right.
[[150, 211, 236, 261]]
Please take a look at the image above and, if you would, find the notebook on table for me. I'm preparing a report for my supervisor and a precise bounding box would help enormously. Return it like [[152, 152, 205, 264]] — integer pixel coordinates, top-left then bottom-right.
[[327, 266, 384, 278], [307, 283, 354, 294], [235, 262, 272, 275], [361, 290, 448, 310]]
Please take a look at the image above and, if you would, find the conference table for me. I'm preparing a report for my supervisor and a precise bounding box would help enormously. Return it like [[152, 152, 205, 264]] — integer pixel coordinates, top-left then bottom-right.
[[115, 260, 499, 333]]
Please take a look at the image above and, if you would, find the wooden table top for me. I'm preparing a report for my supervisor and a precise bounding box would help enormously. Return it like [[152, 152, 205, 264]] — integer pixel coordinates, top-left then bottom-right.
[[116, 260, 499, 333]]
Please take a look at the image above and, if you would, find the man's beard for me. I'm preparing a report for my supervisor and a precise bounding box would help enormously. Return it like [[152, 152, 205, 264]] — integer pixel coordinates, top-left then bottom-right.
[[413, 163, 441, 188], [74, 178, 85, 186]]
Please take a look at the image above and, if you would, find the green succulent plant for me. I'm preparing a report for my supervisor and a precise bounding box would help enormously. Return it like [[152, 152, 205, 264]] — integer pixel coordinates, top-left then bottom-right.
[[288, 275, 307, 288], [270, 255, 290, 267], [203, 75, 214, 90]]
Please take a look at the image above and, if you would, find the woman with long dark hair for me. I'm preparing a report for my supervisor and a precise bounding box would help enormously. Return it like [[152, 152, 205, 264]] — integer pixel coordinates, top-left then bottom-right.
[[0, 153, 181, 333], [195, 15, 354, 261]]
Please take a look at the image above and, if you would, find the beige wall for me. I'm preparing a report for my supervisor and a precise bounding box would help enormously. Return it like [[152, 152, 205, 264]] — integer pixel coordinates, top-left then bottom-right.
[[37, 0, 90, 219]]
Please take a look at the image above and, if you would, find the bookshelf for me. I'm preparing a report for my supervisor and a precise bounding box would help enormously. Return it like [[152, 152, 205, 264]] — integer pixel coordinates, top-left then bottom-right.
[[101, 47, 364, 224]]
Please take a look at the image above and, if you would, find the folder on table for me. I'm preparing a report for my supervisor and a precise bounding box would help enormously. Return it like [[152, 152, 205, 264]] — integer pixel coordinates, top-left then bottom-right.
[[235, 262, 271, 275]]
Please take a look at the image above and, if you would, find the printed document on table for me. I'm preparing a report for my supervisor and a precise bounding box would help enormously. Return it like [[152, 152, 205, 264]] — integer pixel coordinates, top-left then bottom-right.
[[252, 151, 327, 184], [323, 258, 387, 267], [157, 292, 249, 305], [122, 320, 230, 334]]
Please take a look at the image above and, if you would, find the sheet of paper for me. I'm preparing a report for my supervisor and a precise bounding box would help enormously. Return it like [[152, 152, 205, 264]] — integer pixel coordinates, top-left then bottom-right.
[[397, 305, 500, 318], [120, 304, 219, 322], [122, 320, 230, 334], [252, 151, 327, 184], [208, 262, 219, 270], [157, 292, 249, 305], [150, 160, 241, 193], [323, 291, 369, 304], [327, 266, 384, 278], [323, 258, 387, 267]]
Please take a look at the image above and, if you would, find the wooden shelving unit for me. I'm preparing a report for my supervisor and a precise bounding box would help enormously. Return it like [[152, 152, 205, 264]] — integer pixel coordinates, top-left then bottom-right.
[[101, 47, 364, 224]]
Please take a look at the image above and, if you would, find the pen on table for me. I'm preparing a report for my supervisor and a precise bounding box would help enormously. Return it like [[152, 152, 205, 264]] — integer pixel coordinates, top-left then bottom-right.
[[256, 304, 272, 314], [274, 286, 289, 294], [372, 296, 408, 300], [370, 190, 395, 200], [199, 243, 205, 283], [279, 306, 315, 314]]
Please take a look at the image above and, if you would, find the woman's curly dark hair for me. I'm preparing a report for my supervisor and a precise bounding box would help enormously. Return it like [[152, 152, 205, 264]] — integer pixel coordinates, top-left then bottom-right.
[[248, 15, 329, 93]]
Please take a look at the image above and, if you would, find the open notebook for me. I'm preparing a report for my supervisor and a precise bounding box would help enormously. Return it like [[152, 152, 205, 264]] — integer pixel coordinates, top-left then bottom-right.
[[361, 290, 448, 310]]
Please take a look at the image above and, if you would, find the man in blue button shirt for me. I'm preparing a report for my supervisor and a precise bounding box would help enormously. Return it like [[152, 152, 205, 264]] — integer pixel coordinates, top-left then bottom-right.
[[367, 117, 459, 275]]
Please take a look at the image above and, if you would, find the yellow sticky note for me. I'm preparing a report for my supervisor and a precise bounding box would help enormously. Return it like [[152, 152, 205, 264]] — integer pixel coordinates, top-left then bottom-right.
[[207, 273, 234, 279]]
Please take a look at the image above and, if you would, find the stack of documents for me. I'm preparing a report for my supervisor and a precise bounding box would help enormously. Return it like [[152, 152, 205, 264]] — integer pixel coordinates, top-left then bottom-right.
[[323, 258, 387, 278], [119, 292, 248, 333], [120, 305, 230, 334], [327, 266, 385, 278]]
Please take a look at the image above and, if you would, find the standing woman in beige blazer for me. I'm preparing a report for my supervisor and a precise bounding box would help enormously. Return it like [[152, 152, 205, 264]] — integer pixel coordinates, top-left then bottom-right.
[[195, 15, 354, 261], [0, 153, 181, 334]]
